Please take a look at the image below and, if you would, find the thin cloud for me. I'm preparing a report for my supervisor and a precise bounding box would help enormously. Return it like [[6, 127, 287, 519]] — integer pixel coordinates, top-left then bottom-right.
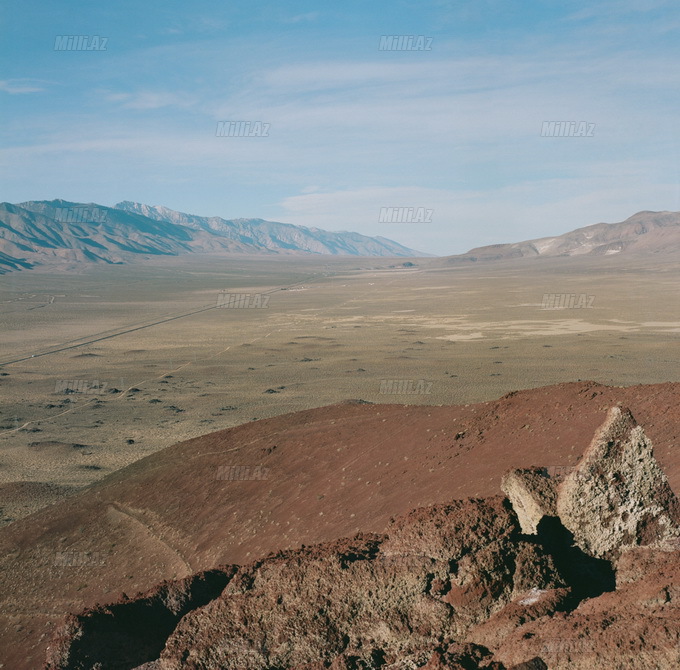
[[102, 90, 194, 110], [0, 79, 49, 94], [283, 12, 320, 24]]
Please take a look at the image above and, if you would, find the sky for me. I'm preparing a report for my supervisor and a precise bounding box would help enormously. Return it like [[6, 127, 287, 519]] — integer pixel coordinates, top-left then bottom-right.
[[1, 0, 679, 255]]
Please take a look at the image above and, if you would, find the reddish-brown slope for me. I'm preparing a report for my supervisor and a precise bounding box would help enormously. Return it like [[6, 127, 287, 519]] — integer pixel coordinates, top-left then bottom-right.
[[1, 381, 680, 668]]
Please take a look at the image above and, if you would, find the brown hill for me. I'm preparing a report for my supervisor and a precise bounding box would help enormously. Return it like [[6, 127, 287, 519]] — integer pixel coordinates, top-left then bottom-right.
[[44, 407, 680, 669], [1, 381, 680, 668], [435, 210, 680, 264]]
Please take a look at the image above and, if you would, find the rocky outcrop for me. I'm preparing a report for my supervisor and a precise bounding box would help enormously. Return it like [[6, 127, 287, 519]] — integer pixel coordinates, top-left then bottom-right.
[[556, 406, 680, 561], [467, 407, 680, 669], [489, 547, 680, 669], [500, 468, 557, 534], [44, 407, 680, 669], [419, 642, 506, 669], [46, 499, 570, 669], [45, 568, 235, 670], [147, 499, 569, 668]]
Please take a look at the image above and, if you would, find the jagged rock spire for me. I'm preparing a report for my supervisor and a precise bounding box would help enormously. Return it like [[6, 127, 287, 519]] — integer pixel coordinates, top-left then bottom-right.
[[556, 406, 680, 560]]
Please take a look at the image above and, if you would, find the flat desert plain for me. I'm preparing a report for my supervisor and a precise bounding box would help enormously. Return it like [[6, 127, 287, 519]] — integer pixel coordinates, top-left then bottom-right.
[[1, 253, 678, 524]]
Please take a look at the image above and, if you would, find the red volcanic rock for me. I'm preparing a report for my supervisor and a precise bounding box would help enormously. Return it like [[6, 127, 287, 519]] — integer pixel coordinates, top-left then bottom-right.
[[1, 381, 680, 668], [45, 568, 235, 669], [45, 498, 570, 669], [420, 642, 506, 669], [491, 547, 680, 669], [466, 587, 573, 652], [44, 405, 680, 669]]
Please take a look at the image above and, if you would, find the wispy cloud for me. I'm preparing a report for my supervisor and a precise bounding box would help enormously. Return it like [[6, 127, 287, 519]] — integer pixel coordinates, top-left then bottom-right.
[[160, 15, 228, 35], [566, 0, 673, 20], [0, 79, 49, 94], [277, 176, 680, 254], [283, 12, 320, 24], [102, 90, 194, 110]]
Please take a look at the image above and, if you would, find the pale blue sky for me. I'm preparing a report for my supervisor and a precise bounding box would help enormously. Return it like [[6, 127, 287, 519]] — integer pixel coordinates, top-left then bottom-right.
[[2, 0, 679, 255]]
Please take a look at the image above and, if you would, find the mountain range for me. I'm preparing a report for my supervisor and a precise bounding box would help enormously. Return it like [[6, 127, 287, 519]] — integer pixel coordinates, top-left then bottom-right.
[[0, 200, 425, 274], [436, 210, 680, 264], [2, 202, 679, 275]]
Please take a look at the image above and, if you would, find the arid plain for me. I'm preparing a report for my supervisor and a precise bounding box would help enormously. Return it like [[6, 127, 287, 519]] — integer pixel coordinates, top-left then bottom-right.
[[1, 253, 678, 525]]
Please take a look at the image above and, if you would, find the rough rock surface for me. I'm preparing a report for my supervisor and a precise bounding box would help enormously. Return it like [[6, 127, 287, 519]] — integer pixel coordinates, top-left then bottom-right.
[[22, 396, 680, 669], [45, 568, 235, 669], [5, 381, 680, 670], [43, 406, 680, 669], [490, 547, 680, 669], [556, 406, 680, 561], [46, 498, 569, 669], [500, 468, 557, 534]]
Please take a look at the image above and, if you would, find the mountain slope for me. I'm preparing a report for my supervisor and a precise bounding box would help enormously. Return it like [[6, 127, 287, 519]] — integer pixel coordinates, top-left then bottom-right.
[[0, 200, 424, 274], [0, 200, 237, 273], [115, 201, 424, 257], [2, 381, 680, 668], [37, 401, 680, 669], [436, 210, 680, 264]]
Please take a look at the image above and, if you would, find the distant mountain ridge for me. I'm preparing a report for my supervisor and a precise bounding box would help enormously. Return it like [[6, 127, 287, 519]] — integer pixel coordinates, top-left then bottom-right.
[[436, 210, 680, 264], [2, 203, 677, 274], [115, 201, 424, 257], [0, 200, 196, 274], [0, 200, 425, 273]]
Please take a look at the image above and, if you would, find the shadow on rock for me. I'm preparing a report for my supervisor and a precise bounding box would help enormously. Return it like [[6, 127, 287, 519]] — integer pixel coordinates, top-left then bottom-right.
[[534, 516, 615, 603]]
